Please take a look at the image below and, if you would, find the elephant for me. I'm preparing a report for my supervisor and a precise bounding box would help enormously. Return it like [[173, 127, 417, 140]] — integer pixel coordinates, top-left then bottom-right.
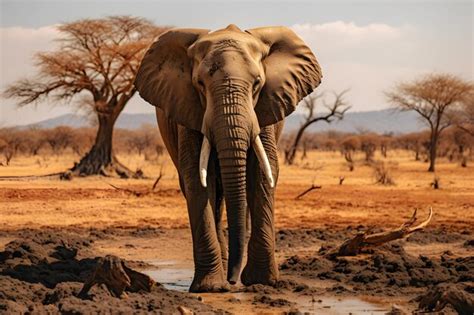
[[134, 24, 322, 292]]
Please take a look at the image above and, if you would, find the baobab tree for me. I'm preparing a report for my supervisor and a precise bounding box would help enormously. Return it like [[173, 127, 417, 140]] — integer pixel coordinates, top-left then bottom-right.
[[4, 16, 169, 177], [284, 89, 350, 165], [386, 73, 473, 172]]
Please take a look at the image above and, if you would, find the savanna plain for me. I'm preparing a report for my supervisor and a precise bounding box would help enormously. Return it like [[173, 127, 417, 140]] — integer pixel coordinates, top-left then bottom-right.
[[1, 149, 473, 314]]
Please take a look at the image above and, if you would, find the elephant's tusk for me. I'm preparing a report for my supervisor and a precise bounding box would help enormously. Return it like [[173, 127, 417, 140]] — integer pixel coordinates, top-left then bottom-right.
[[253, 136, 275, 188], [199, 136, 211, 187]]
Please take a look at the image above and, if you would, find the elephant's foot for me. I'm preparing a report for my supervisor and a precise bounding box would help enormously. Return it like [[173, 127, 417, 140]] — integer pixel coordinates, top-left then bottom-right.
[[241, 262, 279, 286], [189, 270, 230, 293]]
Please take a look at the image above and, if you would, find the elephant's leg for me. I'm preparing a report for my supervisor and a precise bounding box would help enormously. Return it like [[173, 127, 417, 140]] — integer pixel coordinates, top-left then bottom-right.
[[241, 125, 279, 286], [178, 128, 228, 292], [207, 153, 228, 272]]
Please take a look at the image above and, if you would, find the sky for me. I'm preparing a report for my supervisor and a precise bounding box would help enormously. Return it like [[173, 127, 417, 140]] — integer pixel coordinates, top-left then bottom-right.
[[0, 0, 472, 127]]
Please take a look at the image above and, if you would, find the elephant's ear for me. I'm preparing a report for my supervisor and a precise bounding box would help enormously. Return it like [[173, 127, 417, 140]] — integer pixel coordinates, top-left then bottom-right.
[[135, 28, 209, 131], [247, 27, 322, 127]]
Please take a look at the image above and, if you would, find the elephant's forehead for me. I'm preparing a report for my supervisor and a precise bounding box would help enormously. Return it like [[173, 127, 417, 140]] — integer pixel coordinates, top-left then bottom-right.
[[194, 30, 262, 56]]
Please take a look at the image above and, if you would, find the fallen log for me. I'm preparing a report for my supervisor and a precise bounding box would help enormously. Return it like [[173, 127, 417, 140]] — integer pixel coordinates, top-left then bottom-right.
[[335, 207, 433, 256], [79, 255, 155, 298], [417, 283, 474, 315]]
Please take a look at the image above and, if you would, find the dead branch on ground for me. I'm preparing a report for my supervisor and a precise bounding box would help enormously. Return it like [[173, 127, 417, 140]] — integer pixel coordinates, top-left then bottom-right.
[[106, 165, 164, 197], [416, 283, 474, 315], [335, 208, 433, 256], [339, 176, 345, 185], [295, 181, 322, 200], [152, 165, 164, 190]]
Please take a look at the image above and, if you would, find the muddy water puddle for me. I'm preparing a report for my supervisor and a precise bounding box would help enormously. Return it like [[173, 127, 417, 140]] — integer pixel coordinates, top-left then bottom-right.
[[143, 260, 193, 291], [143, 260, 391, 314]]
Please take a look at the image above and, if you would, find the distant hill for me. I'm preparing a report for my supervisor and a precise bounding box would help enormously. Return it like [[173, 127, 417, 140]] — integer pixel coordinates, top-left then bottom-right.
[[18, 109, 424, 134], [284, 109, 423, 134], [20, 113, 158, 130], [22, 113, 92, 129]]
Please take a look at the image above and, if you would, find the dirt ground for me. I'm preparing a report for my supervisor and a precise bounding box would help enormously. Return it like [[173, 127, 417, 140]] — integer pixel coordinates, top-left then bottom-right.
[[1, 150, 473, 314]]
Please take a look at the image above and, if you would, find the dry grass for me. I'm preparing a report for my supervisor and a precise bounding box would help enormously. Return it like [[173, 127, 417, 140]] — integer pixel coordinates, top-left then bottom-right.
[[1, 150, 473, 232]]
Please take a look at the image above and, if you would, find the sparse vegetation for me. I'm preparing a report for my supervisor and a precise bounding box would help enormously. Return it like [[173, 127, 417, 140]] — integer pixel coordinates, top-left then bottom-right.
[[0, 126, 165, 168], [359, 133, 378, 163], [431, 176, 440, 189], [341, 136, 359, 171], [372, 161, 396, 185]]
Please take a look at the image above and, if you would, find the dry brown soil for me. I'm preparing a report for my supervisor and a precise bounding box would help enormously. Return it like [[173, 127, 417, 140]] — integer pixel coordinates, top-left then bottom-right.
[[1, 151, 473, 314]]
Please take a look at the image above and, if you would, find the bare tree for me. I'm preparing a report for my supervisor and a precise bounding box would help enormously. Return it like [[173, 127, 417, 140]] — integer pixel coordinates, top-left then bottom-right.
[[0, 138, 10, 165], [4, 16, 169, 177], [456, 92, 474, 136], [386, 73, 473, 172], [358, 133, 378, 163], [341, 136, 359, 171], [70, 128, 95, 156], [397, 132, 429, 161], [379, 135, 392, 158], [43, 126, 75, 155], [126, 124, 157, 157], [0, 129, 25, 165], [284, 89, 350, 165], [23, 130, 47, 156]]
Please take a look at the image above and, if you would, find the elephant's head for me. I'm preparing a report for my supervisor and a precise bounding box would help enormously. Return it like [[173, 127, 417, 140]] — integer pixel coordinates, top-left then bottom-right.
[[135, 24, 322, 283]]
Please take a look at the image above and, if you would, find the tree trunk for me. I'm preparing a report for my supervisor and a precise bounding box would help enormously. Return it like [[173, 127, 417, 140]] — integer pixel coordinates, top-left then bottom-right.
[[70, 113, 135, 178], [285, 121, 312, 165], [428, 132, 438, 172]]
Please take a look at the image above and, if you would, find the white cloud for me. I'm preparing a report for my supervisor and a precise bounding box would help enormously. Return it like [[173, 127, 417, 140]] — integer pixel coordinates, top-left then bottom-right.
[[0, 25, 74, 127], [0, 25, 59, 85], [291, 21, 415, 66], [291, 21, 471, 113], [293, 21, 402, 41]]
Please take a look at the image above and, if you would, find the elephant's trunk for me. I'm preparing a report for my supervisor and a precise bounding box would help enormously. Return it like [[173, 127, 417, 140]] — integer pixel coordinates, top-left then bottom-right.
[[218, 138, 248, 284], [199, 80, 275, 284], [207, 84, 252, 284]]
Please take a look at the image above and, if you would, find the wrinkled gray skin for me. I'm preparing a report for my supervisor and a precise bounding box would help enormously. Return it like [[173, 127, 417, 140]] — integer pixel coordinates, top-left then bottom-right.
[[135, 24, 322, 292]]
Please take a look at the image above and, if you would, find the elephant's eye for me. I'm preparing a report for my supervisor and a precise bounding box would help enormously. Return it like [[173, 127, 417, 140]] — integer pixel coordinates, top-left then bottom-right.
[[197, 80, 205, 91], [253, 77, 261, 93]]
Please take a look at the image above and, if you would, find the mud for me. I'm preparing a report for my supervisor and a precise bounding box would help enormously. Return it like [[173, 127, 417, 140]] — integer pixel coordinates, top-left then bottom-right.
[[276, 226, 472, 249], [0, 231, 223, 314], [252, 294, 295, 307], [406, 228, 472, 244], [281, 242, 474, 297], [241, 279, 317, 296], [1, 226, 473, 314]]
